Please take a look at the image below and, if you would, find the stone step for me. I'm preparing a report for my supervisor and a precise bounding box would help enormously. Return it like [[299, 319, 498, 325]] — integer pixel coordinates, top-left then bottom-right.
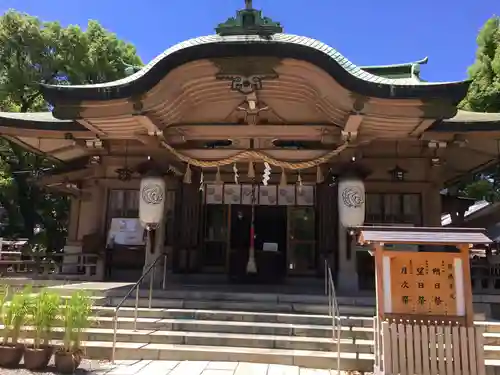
[[109, 297, 375, 316], [486, 345, 500, 360], [61, 294, 108, 305], [59, 339, 375, 371], [94, 306, 375, 326], [12, 326, 500, 370], [78, 317, 374, 339], [480, 321, 500, 333], [13, 336, 500, 372], [484, 332, 500, 346], [111, 289, 331, 304], [14, 326, 374, 353], [47, 282, 133, 298]]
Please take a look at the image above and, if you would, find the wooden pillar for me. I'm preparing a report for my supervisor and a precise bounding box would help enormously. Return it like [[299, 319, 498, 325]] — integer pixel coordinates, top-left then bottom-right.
[[423, 186, 442, 226], [67, 197, 80, 242], [316, 182, 338, 276], [173, 175, 203, 273]]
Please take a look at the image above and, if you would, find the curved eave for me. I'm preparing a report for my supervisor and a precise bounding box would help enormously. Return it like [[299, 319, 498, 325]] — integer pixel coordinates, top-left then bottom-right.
[[40, 34, 470, 105], [0, 112, 87, 132], [428, 110, 500, 132]]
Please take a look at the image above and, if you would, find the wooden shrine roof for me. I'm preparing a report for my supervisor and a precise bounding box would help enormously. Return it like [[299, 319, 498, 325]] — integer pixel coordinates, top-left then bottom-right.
[[358, 226, 492, 245]]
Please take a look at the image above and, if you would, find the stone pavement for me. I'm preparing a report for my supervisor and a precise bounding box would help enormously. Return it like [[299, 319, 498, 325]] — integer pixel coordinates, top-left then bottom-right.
[[92, 360, 367, 375]]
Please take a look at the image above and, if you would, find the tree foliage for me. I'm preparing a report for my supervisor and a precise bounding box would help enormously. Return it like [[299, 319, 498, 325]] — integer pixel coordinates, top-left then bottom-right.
[[461, 16, 500, 113], [0, 10, 142, 250], [459, 16, 500, 201]]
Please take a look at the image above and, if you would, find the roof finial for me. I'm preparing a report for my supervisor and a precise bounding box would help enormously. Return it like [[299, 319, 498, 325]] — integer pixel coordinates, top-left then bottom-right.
[[215, 0, 283, 36]]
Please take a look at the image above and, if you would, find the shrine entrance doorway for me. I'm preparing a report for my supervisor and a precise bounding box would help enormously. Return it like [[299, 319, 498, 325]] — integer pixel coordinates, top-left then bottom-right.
[[201, 183, 317, 281]]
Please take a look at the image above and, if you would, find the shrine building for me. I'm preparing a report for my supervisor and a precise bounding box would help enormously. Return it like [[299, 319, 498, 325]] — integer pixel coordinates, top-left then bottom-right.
[[2, 2, 500, 292]]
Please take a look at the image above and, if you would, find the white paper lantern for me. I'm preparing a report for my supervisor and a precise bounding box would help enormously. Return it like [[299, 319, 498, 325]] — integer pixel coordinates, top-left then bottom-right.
[[338, 176, 365, 228], [139, 175, 166, 228]]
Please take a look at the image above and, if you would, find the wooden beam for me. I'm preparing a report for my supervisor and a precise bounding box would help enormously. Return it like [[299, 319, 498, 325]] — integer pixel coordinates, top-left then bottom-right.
[[422, 131, 500, 141], [341, 114, 363, 141], [178, 149, 332, 160], [76, 119, 107, 136], [36, 168, 95, 186], [102, 154, 184, 176], [409, 119, 436, 136], [135, 115, 162, 135], [50, 141, 88, 156], [163, 125, 339, 141], [135, 134, 162, 148], [0, 126, 94, 139], [2, 135, 62, 162]]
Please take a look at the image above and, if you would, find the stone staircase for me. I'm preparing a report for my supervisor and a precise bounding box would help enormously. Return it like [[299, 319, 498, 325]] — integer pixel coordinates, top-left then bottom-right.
[[10, 282, 500, 372]]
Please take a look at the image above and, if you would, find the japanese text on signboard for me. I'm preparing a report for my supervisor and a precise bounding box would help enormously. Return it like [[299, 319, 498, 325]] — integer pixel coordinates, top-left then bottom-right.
[[389, 253, 458, 316]]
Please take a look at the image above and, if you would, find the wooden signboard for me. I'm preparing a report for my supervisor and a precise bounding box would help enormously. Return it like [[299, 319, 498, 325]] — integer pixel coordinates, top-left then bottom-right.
[[358, 226, 491, 375], [386, 251, 463, 317], [358, 226, 491, 325]]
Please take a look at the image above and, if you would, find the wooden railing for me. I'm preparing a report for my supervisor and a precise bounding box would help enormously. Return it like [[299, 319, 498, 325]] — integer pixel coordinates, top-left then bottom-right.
[[470, 258, 500, 293], [378, 321, 486, 375]]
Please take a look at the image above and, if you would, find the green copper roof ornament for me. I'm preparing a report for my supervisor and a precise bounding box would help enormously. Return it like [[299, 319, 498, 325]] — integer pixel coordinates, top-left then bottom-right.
[[120, 59, 142, 77], [216, 0, 283, 37]]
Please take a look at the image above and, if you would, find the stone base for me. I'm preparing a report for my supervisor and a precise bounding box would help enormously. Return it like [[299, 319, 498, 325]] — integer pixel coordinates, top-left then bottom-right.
[[62, 244, 82, 274], [337, 267, 359, 294]]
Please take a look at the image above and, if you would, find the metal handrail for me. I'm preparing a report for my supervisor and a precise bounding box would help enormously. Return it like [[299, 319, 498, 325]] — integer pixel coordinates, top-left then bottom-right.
[[324, 259, 341, 374], [111, 252, 167, 363]]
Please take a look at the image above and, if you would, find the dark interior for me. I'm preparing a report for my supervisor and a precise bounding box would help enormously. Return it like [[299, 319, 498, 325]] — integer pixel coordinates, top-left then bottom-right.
[[228, 204, 287, 282], [229, 205, 252, 281], [254, 206, 287, 256], [254, 206, 287, 282]]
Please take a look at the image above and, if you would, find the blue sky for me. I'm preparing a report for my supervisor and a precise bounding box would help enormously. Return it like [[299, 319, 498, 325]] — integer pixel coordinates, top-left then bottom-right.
[[1, 0, 497, 82]]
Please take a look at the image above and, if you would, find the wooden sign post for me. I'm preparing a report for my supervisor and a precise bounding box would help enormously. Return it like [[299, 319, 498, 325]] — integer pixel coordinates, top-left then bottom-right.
[[358, 226, 490, 375]]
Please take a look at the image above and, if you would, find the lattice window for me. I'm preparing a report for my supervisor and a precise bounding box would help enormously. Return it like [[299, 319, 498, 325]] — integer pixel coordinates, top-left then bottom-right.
[[366, 193, 421, 225]]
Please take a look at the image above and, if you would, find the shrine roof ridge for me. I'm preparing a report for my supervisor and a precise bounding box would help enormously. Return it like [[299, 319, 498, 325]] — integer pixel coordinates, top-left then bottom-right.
[[39, 34, 470, 104]]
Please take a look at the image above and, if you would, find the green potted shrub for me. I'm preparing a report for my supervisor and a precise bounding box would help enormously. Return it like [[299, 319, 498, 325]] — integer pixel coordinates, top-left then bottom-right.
[[0, 286, 30, 368], [55, 291, 93, 374], [24, 291, 61, 370], [0, 285, 8, 352]]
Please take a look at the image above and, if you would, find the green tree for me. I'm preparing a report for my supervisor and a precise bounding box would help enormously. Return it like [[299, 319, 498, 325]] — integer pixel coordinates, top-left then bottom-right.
[[0, 10, 142, 250], [459, 16, 500, 201], [461, 16, 500, 113]]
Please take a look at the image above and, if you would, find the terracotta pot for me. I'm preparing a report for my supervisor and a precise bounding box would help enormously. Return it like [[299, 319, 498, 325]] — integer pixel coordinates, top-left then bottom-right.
[[23, 345, 53, 371], [73, 348, 83, 367], [0, 344, 24, 368], [54, 350, 82, 374]]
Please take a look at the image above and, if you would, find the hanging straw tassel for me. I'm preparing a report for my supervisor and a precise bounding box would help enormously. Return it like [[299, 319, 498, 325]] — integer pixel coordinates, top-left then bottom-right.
[[248, 160, 255, 178], [280, 168, 287, 187], [199, 170, 204, 191], [297, 170, 303, 193], [316, 165, 324, 183], [183, 163, 192, 184], [233, 163, 239, 184], [215, 166, 222, 184]]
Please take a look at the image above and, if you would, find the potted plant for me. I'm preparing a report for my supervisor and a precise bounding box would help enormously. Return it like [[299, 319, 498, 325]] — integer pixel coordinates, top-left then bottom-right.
[[24, 291, 60, 370], [0, 286, 30, 368], [0, 285, 7, 348], [55, 291, 92, 374]]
